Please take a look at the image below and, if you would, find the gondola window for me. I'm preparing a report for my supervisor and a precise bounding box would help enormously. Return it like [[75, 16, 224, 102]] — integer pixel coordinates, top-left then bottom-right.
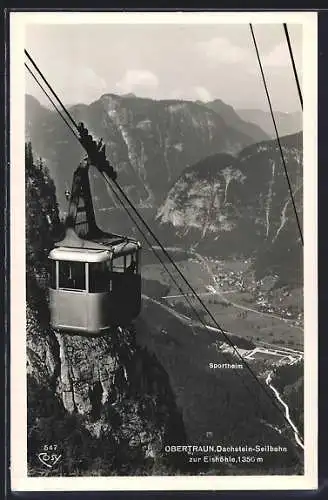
[[112, 255, 126, 273], [125, 253, 138, 273], [49, 259, 57, 289], [89, 262, 112, 293], [58, 261, 86, 291]]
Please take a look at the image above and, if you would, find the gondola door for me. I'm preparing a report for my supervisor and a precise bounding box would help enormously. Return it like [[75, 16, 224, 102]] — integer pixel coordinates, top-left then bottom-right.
[[50, 259, 89, 333]]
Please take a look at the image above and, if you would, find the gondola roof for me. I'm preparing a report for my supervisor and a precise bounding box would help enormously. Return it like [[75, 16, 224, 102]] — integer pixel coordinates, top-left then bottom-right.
[[49, 246, 111, 263], [50, 227, 141, 262]]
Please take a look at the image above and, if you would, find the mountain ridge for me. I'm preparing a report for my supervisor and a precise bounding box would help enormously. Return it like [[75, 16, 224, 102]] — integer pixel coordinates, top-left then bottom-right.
[[203, 99, 269, 143], [236, 108, 302, 138], [25, 93, 268, 211]]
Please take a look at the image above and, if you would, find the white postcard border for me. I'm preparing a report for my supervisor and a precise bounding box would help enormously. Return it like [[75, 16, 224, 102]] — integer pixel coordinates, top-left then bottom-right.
[[10, 10, 318, 492]]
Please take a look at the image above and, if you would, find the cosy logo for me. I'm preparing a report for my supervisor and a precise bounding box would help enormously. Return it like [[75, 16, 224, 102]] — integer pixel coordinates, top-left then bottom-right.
[[37, 452, 62, 468]]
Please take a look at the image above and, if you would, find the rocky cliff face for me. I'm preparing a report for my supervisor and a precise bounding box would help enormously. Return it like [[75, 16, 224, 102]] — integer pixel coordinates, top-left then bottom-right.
[[25, 93, 265, 211], [27, 297, 189, 476], [157, 133, 303, 286], [25, 141, 188, 476]]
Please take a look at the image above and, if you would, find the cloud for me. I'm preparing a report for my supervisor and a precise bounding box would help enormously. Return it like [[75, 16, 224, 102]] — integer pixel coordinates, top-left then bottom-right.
[[262, 42, 290, 67], [167, 86, 212, 102], [193, 86, 212, 102], [75, 67, 107, 93], [27, 62, 108, 106], [197, 37, 252, 65], [262, 42, 302, 75], [64, 67, 107, 104], [116, 70, 159, 94], [167, 88, 185, 99]]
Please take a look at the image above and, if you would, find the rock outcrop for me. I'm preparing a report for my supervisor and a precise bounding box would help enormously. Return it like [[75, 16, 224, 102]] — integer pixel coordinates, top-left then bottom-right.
[[27, 299, 188, 476]]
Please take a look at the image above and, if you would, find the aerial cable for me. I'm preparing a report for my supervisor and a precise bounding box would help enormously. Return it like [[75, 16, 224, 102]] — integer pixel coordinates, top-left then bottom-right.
[[107, 175, 228, 333], [109, 179, 225, 326], [103, 176, 303, 446], [104, 173, 260, 389], [283, 23, 303, 110], [106, 176, 281, 411], [249, 24, 304, 247], [107, 174, 305, 446], [25, 52, 304, 446]]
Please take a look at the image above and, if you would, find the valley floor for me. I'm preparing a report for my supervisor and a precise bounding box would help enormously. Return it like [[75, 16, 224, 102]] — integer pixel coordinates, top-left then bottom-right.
[[142, 247, 304, 349]]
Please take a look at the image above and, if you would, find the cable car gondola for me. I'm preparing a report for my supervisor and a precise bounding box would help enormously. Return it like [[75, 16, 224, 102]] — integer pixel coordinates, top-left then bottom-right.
[[48, 151, 142, 335]]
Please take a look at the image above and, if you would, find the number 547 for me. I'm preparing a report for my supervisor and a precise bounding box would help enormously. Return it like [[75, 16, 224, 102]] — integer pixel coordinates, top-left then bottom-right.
[[43, 444, 57, 451]]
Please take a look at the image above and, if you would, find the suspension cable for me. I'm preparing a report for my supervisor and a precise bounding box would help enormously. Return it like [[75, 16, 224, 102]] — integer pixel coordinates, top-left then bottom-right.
[[105, 175, 209, 322], [249, 24, 304, 247], [105, 176, 281, 412], [283, 23, 303, 110], [24, 50, 304, 446], [104, 175, 303, 445]]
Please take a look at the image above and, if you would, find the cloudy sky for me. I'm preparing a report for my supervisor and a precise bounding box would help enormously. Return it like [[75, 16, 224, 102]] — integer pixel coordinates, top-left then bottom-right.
[[25, 22, 303, 112]]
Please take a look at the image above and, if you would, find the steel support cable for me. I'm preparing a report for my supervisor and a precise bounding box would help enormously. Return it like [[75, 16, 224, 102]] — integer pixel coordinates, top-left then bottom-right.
[[108, 177, 304, 445], [108, 180, 225, 325], [105, 174, 210, 319], [283, 23, 303, 110], [104, 175, 271, 409], [249, 24, 304, 246], [25, 51, 304, 446], [107, 177, 228, 335]]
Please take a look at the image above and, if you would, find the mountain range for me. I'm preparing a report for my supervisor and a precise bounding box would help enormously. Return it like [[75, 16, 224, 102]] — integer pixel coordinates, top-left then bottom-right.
[[25, 93, 303, 287], [237, 109, 302, 139], [26, 93, 273, 210]]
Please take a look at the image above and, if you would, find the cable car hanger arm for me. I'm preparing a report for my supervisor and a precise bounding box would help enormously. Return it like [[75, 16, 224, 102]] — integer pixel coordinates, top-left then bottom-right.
[[77, 122, 117, 181]]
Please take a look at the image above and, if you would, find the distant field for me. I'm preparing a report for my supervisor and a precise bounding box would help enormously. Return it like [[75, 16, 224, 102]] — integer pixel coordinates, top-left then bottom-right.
[[142, 247, 190, 266], [141, 257, 303, 349], [204, 258, 252, 274], [141, 260, 211, 294], [166, 296, 303, 348], [251, 351, 286, 361]]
